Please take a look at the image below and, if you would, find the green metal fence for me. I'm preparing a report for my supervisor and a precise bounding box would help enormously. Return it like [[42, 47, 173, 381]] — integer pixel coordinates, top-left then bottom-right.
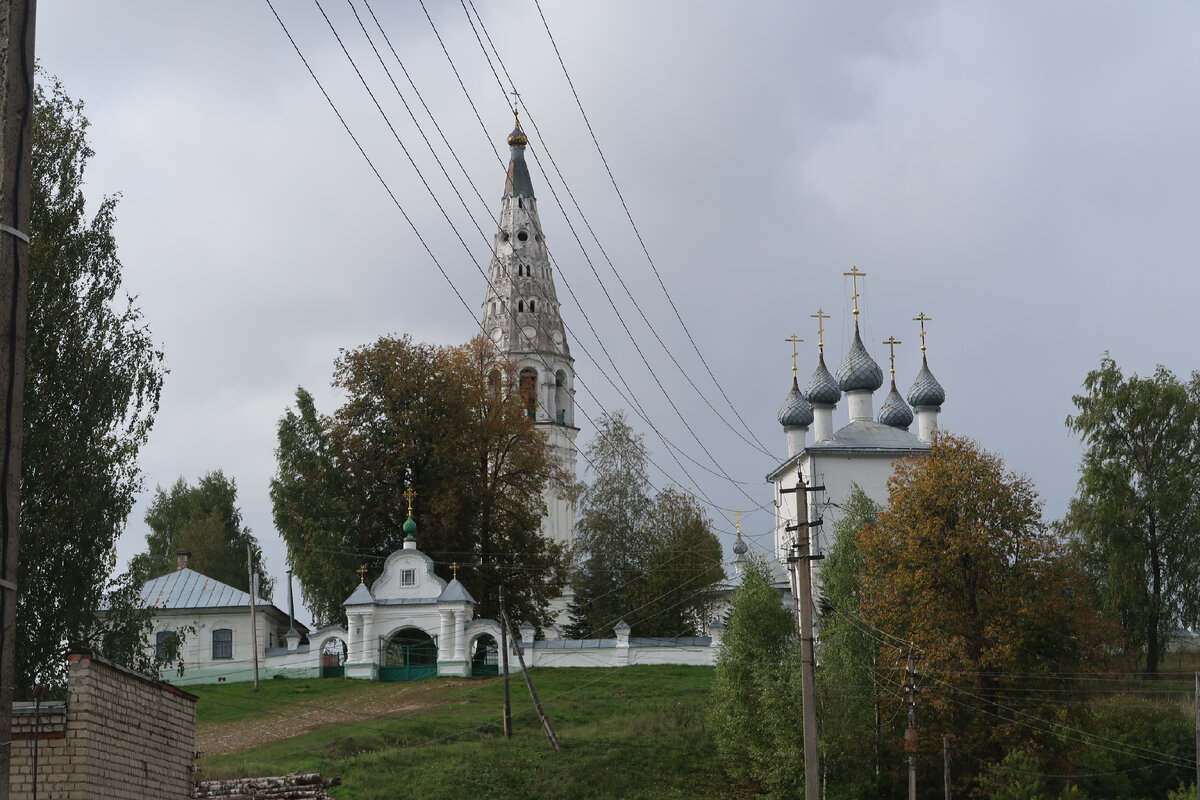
[[378, 632, 438, 681]]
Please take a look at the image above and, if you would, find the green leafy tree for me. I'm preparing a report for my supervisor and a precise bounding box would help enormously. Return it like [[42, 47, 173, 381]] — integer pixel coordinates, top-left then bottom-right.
[[272, 335, 567, 628], [568, 411, 724, 638], [857, 433, 1114, 795], [129, 470, 272, 597], [709, 555, 804, 799], [1065, 356, 1200, 676], [19, 75, 164, 691], [816, 484, 884, 799]]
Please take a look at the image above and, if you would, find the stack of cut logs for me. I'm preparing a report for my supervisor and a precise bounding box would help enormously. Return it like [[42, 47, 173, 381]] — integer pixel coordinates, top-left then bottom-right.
[[193, 772, 342, 799]]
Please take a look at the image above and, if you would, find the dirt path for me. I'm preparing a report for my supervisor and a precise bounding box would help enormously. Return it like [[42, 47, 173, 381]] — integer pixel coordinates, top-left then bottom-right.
[[196, 682, 461, 756]]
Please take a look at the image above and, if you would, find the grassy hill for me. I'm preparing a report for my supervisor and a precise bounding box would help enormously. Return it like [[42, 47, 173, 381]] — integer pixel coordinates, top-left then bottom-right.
[[191, 665, 731, 800]]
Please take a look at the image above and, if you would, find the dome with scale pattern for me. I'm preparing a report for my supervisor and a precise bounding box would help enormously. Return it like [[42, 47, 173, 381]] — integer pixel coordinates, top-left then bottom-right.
[[778, 379, 814, 428], [836, 328, 884, 392]]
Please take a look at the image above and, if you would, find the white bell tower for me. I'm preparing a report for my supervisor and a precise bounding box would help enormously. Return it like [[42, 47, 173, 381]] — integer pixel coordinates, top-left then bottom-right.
[[480, 114, 578, 548]]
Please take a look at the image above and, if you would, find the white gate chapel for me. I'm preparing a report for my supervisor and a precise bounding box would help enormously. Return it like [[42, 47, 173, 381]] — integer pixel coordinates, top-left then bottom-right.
[[214, 516, 723, 685]]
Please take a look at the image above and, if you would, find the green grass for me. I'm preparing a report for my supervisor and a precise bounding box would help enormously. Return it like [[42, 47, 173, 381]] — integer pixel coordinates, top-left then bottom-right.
[[191, 675, 394, 725], [193, 665, 732, 800]]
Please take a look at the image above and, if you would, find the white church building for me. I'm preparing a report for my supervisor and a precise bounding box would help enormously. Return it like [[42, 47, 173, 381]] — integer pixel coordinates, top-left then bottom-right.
[[766, 279, 947, 583]]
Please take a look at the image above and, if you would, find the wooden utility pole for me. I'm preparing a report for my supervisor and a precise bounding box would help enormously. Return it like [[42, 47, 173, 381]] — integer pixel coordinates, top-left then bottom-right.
[[499, 587, 512, 739], [500, 608, 558, 751], [0, 0, 35, 788], [246, 544, 259, 691], [1194, 673, 1198, 800], [943, 735, 952, 799], [783, 472, 822, 800], [905, 648, 919, 800]]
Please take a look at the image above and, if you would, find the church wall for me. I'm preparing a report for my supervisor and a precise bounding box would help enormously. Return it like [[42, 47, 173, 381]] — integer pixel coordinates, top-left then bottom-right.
[[774, 452, 908, 561]]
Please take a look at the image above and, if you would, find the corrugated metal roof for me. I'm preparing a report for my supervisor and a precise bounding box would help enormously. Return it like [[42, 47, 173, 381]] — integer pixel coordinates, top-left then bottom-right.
[[140, 568, 271, 610]]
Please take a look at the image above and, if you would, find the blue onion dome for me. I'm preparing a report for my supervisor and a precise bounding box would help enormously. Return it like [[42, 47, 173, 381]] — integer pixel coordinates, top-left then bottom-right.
[[804, 353, 841, 406], [907, 355, 946, 409], [878, 379, 914, 429], [732, 537, 748, 556], [778, 378, 814, 428], [836, 328, 884, 392]]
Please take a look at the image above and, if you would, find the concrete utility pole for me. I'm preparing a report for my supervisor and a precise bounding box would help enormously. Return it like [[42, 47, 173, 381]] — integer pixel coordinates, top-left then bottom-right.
[[247, 544, 259, 691], [1194, 673, 1198, 800], [0, 0, 35, 788], [783, 472, 822, 800]]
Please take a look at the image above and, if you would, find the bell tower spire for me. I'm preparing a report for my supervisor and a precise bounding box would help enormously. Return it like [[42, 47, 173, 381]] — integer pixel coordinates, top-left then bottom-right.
[[480, 117, 578, 549]]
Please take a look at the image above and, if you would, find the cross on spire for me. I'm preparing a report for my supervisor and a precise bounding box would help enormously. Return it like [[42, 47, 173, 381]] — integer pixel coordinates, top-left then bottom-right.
[[883, 336, 902, 379], [510, 88, 521, 124], [451, 561, 459, 580], [843, 267, 866, 326], [403, 487, 417, 517], [811, 309, 830, 353], [785, 334, 804, 378], [357, 564, 367, 585], [735, 510, 742, 538], [913, 312, 932, 354]]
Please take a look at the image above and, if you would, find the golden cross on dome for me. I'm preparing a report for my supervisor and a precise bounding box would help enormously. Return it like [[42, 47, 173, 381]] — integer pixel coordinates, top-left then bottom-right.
[[510, 88, 521, 121], [883, 336, 902, 378], [784, 335, 804, 378], [843, 267, 866, 325], [403, 487, 417, 517], [734, 511, 742, 537], [811, 309, 830, 353], [451, 562, 459, 580], [357, 564, 367, 585], [913, 312, 932, 354]]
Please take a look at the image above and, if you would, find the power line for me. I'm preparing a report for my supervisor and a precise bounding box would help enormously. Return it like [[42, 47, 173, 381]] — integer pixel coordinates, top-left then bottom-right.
[[528, 0, 775, 457]]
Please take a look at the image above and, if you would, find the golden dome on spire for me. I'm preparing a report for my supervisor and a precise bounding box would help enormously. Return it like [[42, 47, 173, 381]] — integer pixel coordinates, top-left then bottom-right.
[[507, 108, 528, 149]]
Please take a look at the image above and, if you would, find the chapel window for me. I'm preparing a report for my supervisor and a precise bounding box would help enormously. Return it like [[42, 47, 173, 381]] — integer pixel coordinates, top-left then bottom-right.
[[400, 569, 416, 587]]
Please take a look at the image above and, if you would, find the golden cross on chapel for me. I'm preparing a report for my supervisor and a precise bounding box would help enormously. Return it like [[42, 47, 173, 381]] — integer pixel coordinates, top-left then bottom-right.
[[843, 267, 866, 324], [734, 510, 742, 538], [811, 309, 830, 353], [451, 562, 459, 580], [784, 335, 803, 378], [883, 336, 902, 378], [357, 564, 368, 585], [913, 312, 932, 354], [403, 487, 417, 517]]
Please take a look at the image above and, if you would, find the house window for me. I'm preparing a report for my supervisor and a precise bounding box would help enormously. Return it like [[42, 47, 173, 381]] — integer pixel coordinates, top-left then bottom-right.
[[212, 628, 233, 660], [400, 569, 416, 587], [155, 631, 174, 660]]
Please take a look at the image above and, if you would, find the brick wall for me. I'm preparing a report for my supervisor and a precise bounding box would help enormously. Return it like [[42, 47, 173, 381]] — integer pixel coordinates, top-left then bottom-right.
[[10, 701, 67, 797], [9, 653, 198, 800]]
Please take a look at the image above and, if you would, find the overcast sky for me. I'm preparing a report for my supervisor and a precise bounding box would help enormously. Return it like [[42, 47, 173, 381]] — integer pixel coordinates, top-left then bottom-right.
[[35, 2, 1200, 626]]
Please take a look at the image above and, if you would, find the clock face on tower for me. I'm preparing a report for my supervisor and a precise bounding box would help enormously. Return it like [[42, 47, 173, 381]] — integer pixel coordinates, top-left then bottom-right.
[[522, 325, 537, 342], [490, 327, 503, 344]]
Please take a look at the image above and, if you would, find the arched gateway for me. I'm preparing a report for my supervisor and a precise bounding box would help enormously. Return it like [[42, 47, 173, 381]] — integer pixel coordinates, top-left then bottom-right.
[[339, 511, 491, 681]]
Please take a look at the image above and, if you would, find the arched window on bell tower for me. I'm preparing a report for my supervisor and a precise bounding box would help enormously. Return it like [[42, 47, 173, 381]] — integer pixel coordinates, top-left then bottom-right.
[[555, 370, 570, 426], [519, 368, 537, 420]]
